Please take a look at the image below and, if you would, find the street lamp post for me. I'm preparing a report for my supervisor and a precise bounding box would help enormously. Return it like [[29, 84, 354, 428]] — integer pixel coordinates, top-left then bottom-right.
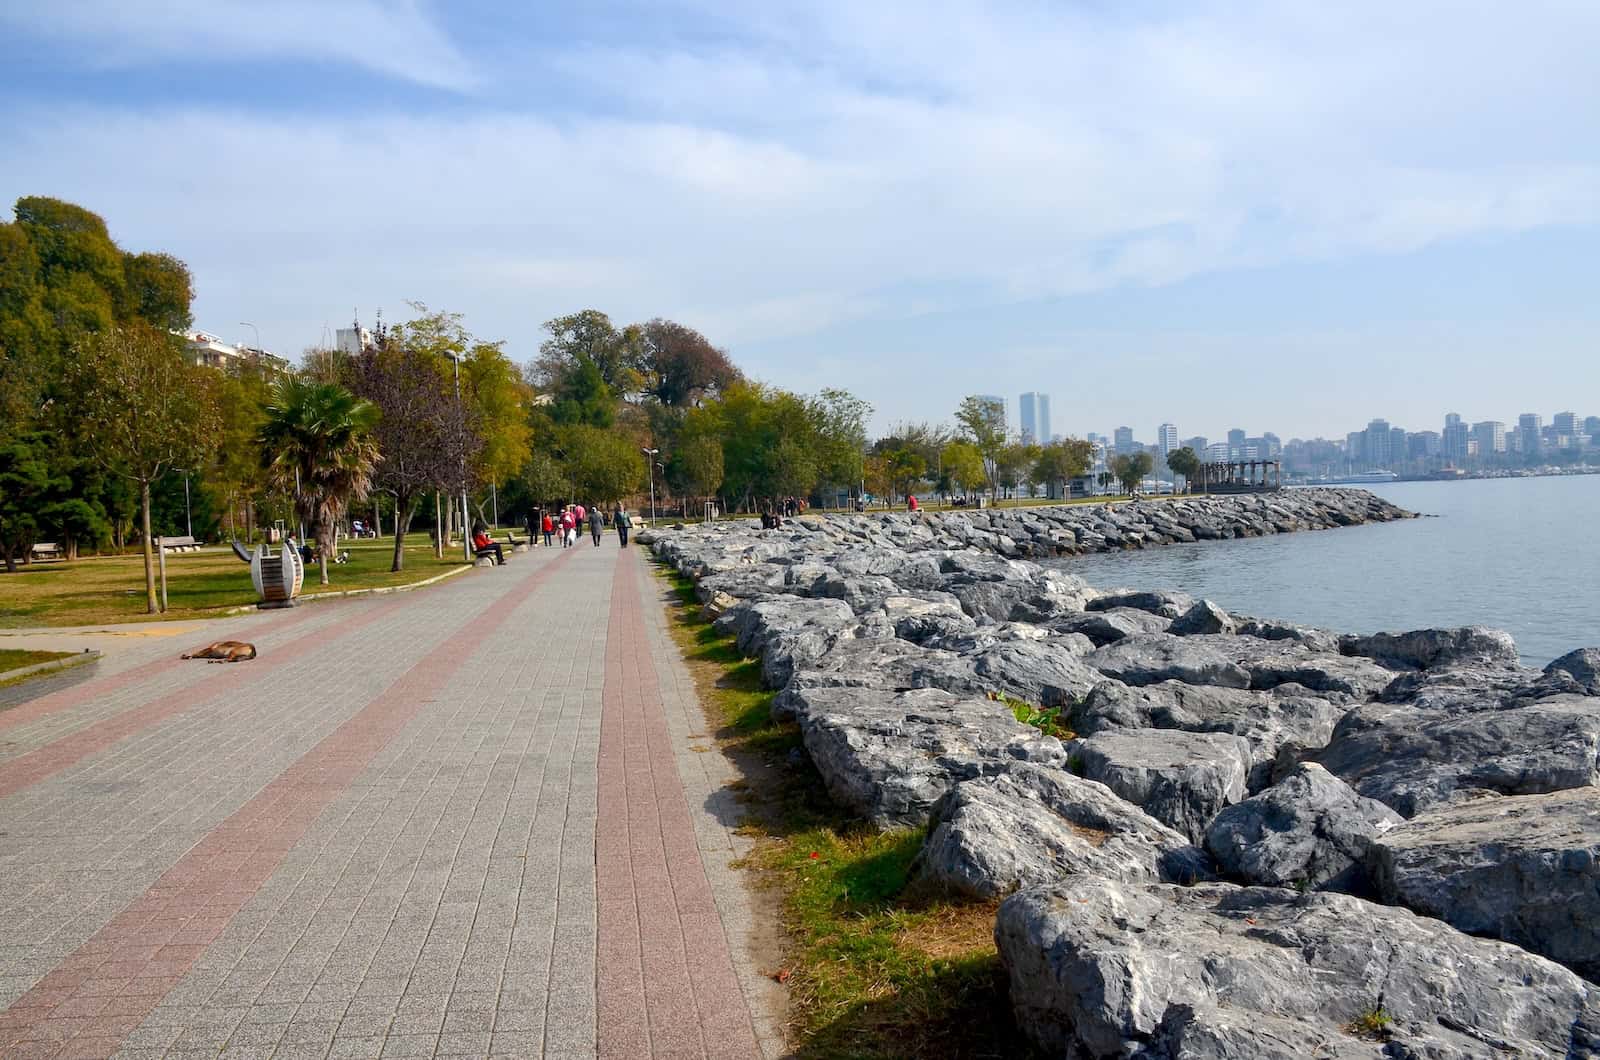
[[641, 447, 659, 523], [447, 353, 472, 562], [239, 321, 261, 354]]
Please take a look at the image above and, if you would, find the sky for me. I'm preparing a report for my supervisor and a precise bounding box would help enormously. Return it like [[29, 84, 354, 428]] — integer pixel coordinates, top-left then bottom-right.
[[3, 1, 1598, 442]]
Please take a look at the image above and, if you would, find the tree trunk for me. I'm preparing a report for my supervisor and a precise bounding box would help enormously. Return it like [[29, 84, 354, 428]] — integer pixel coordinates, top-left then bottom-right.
[[140, 480, 158, 613], [391, 494, 411, 572], [316, 519, 333, 585], [434, 492, 444, 559]]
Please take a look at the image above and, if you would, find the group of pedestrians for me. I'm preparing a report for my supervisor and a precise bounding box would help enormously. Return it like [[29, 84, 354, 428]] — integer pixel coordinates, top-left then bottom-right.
[[526, 503, 634, 549]]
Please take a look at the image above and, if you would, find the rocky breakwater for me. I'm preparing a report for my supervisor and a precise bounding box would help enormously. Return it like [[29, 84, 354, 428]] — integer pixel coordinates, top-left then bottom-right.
[[648, 496, 1600, 1059]]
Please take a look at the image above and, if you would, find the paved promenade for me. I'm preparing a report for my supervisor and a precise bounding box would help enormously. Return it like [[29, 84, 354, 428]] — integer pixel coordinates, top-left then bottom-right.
[[0, 544, 782, 1059]]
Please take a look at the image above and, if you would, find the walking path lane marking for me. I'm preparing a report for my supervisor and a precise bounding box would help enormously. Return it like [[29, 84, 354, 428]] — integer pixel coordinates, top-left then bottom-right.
[[597, 548, 763, 1060], [0, 551, 571, 1060], [0, 604, 319, 736], [0, 597, 408, 802]]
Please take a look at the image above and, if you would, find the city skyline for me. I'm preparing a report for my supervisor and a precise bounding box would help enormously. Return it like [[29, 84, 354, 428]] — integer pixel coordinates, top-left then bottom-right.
[[3, 3, 1597, 440]]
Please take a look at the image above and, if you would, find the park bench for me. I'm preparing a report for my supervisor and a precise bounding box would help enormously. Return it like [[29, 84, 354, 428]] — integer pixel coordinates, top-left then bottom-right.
[[30, 542, 64, 561], [160, 535, 202, 553]]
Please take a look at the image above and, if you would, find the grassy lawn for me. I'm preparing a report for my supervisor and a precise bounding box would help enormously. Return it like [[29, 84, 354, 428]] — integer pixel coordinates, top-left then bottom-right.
[[0, 534, 470, 628], [0, 649, 73, 673], [655, 563, 1040, 1060]]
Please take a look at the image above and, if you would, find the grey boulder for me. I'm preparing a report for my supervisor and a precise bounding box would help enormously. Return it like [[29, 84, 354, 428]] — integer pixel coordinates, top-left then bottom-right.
[[1086, 589, 1196, 619], [1205, 763, 1402, 890], [1548, 647, 1600, 695], [1340, 625, 1520, 670], [1066, 727, 1252, 842], [1087, 633, 1251, 689], [995, 878, 1600, 1060], [1370, 787, 1600, 980], [916, 763, 1212, 899], [1048, 607, 1171, 646], [789, 686, 1068, 829], [1168, 599, 1236, 636]]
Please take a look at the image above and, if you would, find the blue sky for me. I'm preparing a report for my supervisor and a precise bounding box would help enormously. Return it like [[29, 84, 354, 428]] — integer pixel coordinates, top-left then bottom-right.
[[3, 1, 1597, 441]]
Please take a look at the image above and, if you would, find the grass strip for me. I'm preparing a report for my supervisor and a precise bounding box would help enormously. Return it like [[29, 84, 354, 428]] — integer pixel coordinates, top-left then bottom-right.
[[654, 562, 1039, 1059]]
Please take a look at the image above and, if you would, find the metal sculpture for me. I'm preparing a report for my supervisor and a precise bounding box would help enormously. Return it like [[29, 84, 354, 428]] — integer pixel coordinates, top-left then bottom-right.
[[231, 538, 305, 608]]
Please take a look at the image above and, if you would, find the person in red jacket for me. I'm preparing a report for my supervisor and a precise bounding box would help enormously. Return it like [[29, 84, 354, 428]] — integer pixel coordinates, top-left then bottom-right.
[[541, 512, 554, 547], [471, 526, 504, 564]]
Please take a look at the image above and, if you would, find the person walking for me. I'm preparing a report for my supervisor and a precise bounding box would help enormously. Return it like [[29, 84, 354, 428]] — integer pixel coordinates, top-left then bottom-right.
[[558, 507, 571, 548], [527, 507, 542, 547], [541, 510, 554, 547], [614, 505, 631, 547], [588, 505, 603, 546]]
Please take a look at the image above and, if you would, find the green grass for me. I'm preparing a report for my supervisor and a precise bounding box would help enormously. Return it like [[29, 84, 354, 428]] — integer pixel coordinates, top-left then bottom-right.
[[998, 693, 1075, 741], [1349, 1006, 1393, 1039], [0, 649, 73, 673], [0, 534, 469, 628], [657, 565, 1038, 1059]]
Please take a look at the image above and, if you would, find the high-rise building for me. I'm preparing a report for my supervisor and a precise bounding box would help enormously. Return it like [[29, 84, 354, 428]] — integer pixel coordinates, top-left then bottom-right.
[[1203, 442, 1232, 463], [1552, 411, 1579, 437], [1586, 416, 1600, 440], [1472, 420, 1507, 455], [1518, 413, 1542, 455], [1442, 414, 1469, 464], [1363, 419, 1392, 469], [1346, 431, 1366, 467], [1019, 392, 1051, 445], [1260, 432, 1282, 458], [1157, 423, 1179, 455], [1182, 436, 1208, 455], [1226, 428, 1246, 457], [1114, 426, 1135, 454], [1390, 426, 1407, 468]]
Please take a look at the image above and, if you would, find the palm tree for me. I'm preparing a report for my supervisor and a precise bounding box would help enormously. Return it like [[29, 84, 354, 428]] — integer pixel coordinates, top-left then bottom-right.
[[259, 376, 381, 585]]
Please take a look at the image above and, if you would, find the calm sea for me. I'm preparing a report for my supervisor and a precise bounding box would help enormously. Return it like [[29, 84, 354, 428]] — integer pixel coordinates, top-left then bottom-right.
[[1050, 476, 1600, 666]]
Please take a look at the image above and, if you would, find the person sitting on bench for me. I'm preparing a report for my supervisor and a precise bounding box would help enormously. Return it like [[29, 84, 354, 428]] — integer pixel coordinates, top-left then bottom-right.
[[472, 525, 504, 565]]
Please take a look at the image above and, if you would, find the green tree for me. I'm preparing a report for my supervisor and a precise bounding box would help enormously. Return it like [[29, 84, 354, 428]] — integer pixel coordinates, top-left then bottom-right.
[[812, 388, 872, 503], [954, 395, 1007, 498], [0, 434, 59, 572], [520, 451, 572, 507], [1032, 439, 1094, 498], [883, 448, 926, 503], [119, 251, 194, 331], [259, 377, 380, 586], [674, 434, 724, 513], [462, 339, 532, 491], [1110, 451, 1155, 495], [65, 323, 219, 610], [566, 425, 646, 504], [940, 441, 986, 499], [639, 318, 740, 407], [996, 442, 1040, 499], [1165, 446, 1200, 492]]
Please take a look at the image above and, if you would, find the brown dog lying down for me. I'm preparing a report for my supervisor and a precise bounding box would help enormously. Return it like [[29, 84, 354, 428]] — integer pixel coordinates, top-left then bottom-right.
[[181, 641, 257, 663]]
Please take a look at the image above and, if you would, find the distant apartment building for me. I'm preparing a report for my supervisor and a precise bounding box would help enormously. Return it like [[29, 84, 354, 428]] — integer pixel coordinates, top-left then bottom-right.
[[1182, 435, 1207, 455], [1019, 392, 1051, 445], [1442, 414, 1469, 464], [1586, 416, 1600, 440], [1472, 420, 1507, 455], [1203, 442, 1232, 463], [1156, 423, 1179, 455], [1518, 413, 1542, 456], [1260, 432, 1282, 458], [1113, 426, 1135, 454], [181, 330, 287, 373], [1226, 428, 1246, 458], [1364, 419, 1392, 468], [1409, 431, 1442, 460], [1552, 412, 1580, 441]]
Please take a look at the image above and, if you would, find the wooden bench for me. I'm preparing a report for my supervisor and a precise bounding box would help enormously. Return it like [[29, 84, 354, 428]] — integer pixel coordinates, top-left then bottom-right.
[[30, 542, 64, 561], [160, 535, 202, 553]]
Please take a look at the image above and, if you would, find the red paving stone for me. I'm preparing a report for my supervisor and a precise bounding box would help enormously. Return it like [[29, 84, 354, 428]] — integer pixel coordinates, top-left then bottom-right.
[[0, 597, 409, 801], [0, 553, 571, 1059], [0, 605, 316, 735], [597, 551, 762, 1060]]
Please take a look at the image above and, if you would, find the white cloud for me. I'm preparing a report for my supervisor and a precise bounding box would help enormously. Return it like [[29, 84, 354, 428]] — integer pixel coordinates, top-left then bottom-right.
[[1, 0, 476, 91]]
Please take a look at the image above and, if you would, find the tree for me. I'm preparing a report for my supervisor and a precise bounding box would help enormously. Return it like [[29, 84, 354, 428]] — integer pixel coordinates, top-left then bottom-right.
[[519, 451, 571, 507], [1165, 446, 1200, 492], [534, 310, 643, 401], [565, 425, 646, 504], [348, 342, 475, 571], [259, 377, 380, 585], [882, 448, 926, 503], [1110, 451, 1154, 495], [461, 339, 532, 491], [954, 395, 1007, 498], [119, 252, 193, 331], [811, 388, 872, 502], [1032, 439, 1094, 499], [65, 323, 218, 610], [674, 434, 724, 513], [639, 318, 740, 407], [940, 441, 986, 500], [0, 435, 57, 572], [996, 442, 1040, 499]]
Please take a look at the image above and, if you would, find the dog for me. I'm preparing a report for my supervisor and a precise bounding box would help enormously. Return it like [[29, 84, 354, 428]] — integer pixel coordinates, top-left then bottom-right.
[[182, 640, 257, 663]]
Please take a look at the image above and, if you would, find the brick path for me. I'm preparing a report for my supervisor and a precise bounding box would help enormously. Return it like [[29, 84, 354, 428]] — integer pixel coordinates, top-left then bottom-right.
[[0, 544, 780, 1059]]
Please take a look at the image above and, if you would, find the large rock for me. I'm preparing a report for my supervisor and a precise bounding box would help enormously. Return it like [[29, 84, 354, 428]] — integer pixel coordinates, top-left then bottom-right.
[[1205, 763, 1402, 890], [996, 878, 1600, 1060], [1370, 788, 1600, 980], [1168, 599, 1236, 636], [1340, 625, 1520, 670], [722, 596, 856, 659], [1195, 635, 1398, 697], [1312, 695, 1600, 817], [1376, 663, 1581, 712], [1066, 727, 1252, 842], [1049, 607, 1171, 646], [1086, 588, 1196, 619], [1072, 679, 1346, 789], [916, 763, 1212, 898], [969, 639, 1103, 707], [1548, 647, 1600, 695], [1087, 633, 1251, 689], [789, 686, 1068, 828]]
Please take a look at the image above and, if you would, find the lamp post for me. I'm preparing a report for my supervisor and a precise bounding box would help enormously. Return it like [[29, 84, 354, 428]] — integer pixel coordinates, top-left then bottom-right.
[[239, 321, 261, 354], [448, 352, 472, 563], [641, 447, 659, 523]]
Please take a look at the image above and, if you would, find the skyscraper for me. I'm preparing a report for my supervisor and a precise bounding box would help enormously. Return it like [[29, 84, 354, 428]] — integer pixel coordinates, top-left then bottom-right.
[[1472, 420, 1506, 455], [1114, 426, 1135, 454], [1552, 411, 1579, 438], [1442, 414, 1468, 464], [1518, 413, 1542, 456], [1157, 423, 1179, 455], [1364, 419, 1392, 469], [1019, 393, 1051, 445], [1226, 428, 1246, 458]]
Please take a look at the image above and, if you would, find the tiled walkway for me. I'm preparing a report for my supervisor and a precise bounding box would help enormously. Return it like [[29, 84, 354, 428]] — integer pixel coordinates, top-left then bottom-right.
[[0, 545, 779, 1059]]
